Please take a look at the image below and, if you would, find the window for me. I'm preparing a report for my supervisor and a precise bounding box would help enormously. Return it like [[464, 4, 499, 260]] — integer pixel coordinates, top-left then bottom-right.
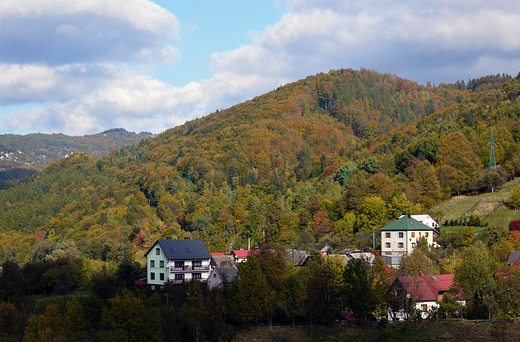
[[160, 260, 164, 268], [412, 243, 416, 248], [425, 232, 429, 237], [175, 274, 184, 280], [399, 232, 404, 238], [385, 243, 391, 248], [193, 261, 202, 267], [411, 232, 415, 238], [151, 272, 155, 280], [214, 274, 217, 278], [150, 260, 155, 268], [175, 261, 184, 268], [398, 243, 404, 248], [385, 232, 391, 238], [160, 273, 164, 281], [156, 248, 160, 255], [193, 273, 202, 280], [421, 304, 428, 312]]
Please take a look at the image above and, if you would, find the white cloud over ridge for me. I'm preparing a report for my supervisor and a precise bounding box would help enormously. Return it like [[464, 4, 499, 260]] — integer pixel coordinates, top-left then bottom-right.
[[1, 0, 520, 135]]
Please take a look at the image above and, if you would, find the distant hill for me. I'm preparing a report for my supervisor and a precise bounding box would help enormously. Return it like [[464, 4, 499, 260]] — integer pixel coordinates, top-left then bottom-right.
[[0, 128, 154, 179]]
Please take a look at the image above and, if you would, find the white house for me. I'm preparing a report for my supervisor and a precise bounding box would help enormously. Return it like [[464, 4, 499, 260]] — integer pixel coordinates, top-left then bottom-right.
[[381, 215, 435, 256], [399, 214, 440, 229], [145, 237, 212, 288]]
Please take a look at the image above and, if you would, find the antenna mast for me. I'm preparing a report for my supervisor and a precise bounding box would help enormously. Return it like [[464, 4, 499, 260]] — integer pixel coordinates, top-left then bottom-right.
[[487, 127, 497, 172]]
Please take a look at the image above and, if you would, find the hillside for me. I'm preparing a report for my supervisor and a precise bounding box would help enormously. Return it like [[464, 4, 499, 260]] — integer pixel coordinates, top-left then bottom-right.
[[0, 68, 519, 265], [0, 128, 153, 180], [433, 177, 520, 227]]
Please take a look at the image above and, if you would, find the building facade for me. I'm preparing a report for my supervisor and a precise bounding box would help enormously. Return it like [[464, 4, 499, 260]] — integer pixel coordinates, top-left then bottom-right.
[[381, 216, 435, 256], [145, 237, 212, 288]]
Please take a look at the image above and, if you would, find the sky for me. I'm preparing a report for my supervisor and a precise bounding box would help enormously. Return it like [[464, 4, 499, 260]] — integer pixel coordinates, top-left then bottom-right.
[[1, 0, 520, 136]]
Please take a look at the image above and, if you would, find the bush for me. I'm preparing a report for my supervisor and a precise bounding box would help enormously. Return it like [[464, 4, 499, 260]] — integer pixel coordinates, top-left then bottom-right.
[[509, 220, 520, 232]]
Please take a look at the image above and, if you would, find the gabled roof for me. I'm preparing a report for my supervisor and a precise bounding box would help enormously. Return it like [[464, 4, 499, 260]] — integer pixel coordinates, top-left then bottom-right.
[[284, 250, 309, 266], [215, 267, 238, 284], [231, 250, 258, 259], [396, 274, 455, 301], [507, 251, 520, 266], [381, 216, 434, 231], [212, 255, 235, 267], [145, 238, 212, 260]]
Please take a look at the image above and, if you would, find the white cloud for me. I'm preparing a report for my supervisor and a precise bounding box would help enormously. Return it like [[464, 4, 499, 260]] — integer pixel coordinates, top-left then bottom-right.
[[0, 0, 180, 65], [2, 0, 520, 135]]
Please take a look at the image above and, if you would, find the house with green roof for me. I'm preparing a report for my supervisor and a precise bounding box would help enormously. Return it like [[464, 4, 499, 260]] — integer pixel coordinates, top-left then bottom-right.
[[381, 215, 435, 257]]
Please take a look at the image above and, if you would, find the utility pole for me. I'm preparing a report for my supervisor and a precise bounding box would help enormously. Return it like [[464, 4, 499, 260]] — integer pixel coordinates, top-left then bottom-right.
[[487, 127, 497, 172]]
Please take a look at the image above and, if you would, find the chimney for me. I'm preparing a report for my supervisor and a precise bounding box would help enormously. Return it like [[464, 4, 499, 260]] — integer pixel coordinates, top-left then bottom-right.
[[184, 237, 191, 240]]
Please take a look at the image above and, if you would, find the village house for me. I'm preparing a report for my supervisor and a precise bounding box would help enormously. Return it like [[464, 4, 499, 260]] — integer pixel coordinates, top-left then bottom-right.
[[380, 215, 436, 257], [230, 249, 258, 263], [145, 237, 212, 289], [387, 273, 461, 320], [207, 267, 238, 290]]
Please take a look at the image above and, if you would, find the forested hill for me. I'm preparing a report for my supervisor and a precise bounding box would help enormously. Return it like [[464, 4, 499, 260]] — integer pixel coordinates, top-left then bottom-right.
[[0, 128, 153, 180], [0, 68, 518, 265]]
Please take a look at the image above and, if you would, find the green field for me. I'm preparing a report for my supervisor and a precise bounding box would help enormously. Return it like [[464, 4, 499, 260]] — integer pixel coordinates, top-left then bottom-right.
[[432, 178, 520, 229]]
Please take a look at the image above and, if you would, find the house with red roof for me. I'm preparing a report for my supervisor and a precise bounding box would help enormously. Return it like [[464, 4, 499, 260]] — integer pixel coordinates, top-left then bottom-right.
[[387, 273, 461, 320], [230, 249, 258, 263]]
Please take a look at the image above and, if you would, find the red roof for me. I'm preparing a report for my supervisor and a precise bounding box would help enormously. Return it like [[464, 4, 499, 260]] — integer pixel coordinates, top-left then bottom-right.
[[134, 278, 147, 286], [231, 250, 257, 259], [397, 274, 455, 301]]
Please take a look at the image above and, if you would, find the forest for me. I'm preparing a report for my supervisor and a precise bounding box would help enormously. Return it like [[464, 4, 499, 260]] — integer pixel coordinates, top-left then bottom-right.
[[2, 67, 520, 340], [0, 68, 518, 264]]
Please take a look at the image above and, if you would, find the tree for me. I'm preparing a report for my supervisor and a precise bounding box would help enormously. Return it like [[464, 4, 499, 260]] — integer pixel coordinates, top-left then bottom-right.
[[386, 193, 416, 219], [183, 281, 207, 340], [435, 132, 481, 193], [24, 304, 62, 342], [101, 290, 162, 342], [495, 268, 520, 319], [405, 160, 441, 208], [0, 301, 25, 341], [306, 256, 344, 324], [398, 249, 437, 276], [0, 260, 26, 307], [343, 258, 374, 321], [508, 185, 520, 209], [228, 255, 271, 325], [281, 269, 308, 326], [455, 241, 494, 317], [62, 299, 86, 342]]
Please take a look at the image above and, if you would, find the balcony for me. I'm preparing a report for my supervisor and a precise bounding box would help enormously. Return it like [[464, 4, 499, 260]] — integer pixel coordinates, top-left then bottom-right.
[[169, 265, 210, 273]]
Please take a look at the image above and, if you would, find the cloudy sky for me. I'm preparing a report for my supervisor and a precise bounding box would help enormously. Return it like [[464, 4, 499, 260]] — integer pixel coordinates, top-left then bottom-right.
[[1, 0, 520, 136]]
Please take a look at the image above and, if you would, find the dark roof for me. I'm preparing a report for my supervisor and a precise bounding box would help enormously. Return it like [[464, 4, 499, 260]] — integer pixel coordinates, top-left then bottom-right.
[[145, 238, 211, 260], [381, 216, 434, 232], [284, 250, 309, 266], [507, 251, 520, 266], [216, 267, 238, 284], [212, 255, 235, 267]]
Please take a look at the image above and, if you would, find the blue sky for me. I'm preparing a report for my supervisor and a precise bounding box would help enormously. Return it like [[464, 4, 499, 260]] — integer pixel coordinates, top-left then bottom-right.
[[1, 0, 520, 136]]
